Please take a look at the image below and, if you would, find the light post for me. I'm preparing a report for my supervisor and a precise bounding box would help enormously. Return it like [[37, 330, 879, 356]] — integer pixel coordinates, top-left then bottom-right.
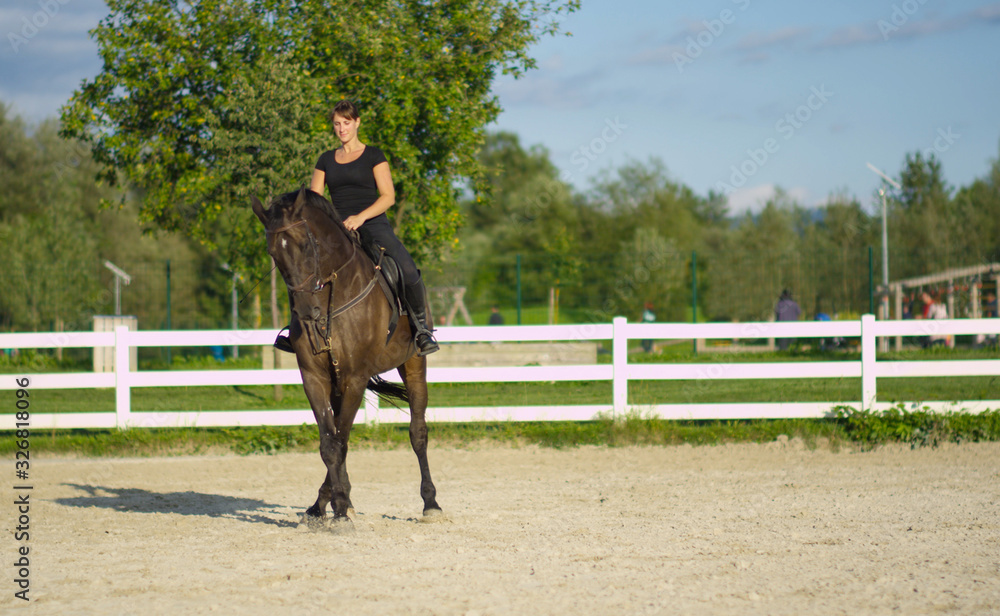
[[103, 260, 132, 315], [866, 162, 902, 351]]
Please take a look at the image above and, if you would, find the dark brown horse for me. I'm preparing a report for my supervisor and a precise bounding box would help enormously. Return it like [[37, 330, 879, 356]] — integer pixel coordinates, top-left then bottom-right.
[[251, 188, 441, 525]]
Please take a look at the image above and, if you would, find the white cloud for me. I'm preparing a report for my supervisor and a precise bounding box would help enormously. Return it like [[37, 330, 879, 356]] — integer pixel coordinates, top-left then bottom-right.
[[815, 5, 1000, 50], [725, 184, 811, 216], [734, 26, 812, 52], [627, 44, 686, 66]]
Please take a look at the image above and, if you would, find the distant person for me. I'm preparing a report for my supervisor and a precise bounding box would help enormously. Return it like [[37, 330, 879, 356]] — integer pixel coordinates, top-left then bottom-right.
[[984, 291, 998, 319], [919, 289, 948, 348], [902, 293, 915, 320], [488, 306, 504, 326], [775, 289, 801, 351], [984, 291, 998, 346], [641, 301, 656, 352], [814, 310, 833, 350]]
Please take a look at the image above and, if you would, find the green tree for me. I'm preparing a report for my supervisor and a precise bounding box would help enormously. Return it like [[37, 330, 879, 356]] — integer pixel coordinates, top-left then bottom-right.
[[815, 192, 873, 316], [443, 132, 578, 313], [200, 53, 328, 273], [704, 189, 806, 322], [581, 158, 701, 321], [890, 152, 956, 278], [0, 104, 238, 336], [0, 109, 104, 332], [952, 144, 1000, 265], [60, 0, 579, 270]]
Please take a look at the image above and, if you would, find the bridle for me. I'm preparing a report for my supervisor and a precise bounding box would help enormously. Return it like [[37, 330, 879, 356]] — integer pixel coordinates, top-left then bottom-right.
[[266, 214, 383, 327], [267, 218, 355, 294]]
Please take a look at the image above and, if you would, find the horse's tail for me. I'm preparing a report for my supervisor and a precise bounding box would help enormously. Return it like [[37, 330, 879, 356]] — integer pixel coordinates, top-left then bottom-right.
[[366, 375, 409, 408]]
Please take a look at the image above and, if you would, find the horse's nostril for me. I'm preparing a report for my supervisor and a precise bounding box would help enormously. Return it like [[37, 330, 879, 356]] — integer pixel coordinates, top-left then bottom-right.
[[311, 306, 321, 320]]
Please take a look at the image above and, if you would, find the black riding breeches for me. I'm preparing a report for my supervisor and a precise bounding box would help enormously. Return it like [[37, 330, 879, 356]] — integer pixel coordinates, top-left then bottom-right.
[[358, 220, 419, 285]]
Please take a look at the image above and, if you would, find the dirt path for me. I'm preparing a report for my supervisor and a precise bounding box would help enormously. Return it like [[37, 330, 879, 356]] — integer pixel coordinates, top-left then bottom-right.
[[4, 440, 999, 615]]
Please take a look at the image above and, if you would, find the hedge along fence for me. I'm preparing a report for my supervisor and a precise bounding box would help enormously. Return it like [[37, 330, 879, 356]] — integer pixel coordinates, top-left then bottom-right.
[[1, 315, 999, 431]]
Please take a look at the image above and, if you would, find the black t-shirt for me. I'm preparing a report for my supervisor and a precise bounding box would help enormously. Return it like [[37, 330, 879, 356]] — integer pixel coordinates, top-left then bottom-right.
[[314, 146, 389, 223]]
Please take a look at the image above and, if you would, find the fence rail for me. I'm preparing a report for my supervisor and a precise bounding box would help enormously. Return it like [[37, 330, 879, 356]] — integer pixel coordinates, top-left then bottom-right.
[[2, 315, 999, 430]]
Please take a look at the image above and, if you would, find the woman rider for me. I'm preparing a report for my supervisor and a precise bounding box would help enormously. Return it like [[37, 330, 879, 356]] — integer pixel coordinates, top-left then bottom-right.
[[274, 100, 439, 356]]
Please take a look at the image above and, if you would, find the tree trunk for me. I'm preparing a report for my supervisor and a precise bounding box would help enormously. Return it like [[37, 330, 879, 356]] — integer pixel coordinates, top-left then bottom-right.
[[271, 258, 283, 402]]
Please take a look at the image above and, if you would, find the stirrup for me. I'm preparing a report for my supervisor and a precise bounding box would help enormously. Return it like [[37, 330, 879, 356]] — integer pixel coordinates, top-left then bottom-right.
[[415, 331, 439, 356], [273, 328, 294, 354]]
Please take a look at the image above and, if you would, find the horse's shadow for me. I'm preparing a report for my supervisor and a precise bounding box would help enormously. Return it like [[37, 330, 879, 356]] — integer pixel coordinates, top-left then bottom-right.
[[56, 483, 299, 528]]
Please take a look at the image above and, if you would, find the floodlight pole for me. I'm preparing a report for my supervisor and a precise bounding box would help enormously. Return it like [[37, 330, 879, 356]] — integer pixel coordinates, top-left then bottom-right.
[[866, 163, 902, 352], [103, 260, 132, 316], [879, 187, 889, 316]]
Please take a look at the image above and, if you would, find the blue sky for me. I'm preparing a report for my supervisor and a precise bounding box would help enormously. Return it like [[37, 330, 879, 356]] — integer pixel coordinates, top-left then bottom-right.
[[2, 0, 999, 215]]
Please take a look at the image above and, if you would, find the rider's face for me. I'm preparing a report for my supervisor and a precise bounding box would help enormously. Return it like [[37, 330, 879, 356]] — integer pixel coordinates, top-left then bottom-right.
[[333, 113, 360, 144]]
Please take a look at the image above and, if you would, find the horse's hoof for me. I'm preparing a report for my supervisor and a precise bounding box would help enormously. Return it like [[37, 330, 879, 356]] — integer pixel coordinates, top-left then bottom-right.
[[328, 515, 355, 534], [297, 512, 327, 530], [420, 507, 447, 523], [297, 512, 355, 533]]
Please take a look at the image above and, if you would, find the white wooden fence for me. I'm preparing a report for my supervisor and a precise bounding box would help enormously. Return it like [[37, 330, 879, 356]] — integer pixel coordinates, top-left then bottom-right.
[[2, 315, 998, 430]]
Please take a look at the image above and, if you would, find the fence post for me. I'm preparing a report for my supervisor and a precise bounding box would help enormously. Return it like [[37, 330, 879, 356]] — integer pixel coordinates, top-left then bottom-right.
[[861, 314, 876, 410], [115, 325, 131, 429], [612, 316, 628, 418]]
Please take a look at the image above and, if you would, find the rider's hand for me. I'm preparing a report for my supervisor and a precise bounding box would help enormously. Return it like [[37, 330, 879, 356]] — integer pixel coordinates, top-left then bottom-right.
[[343, 215, 364, 231]]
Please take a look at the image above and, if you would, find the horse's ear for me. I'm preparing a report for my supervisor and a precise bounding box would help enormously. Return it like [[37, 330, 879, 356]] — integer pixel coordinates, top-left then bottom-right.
[[291, 187, 309, 217], [251, 195, 267, 225]]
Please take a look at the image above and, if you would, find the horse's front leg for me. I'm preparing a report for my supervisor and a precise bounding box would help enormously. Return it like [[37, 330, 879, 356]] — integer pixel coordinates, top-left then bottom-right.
[[316, 378, 366, 521], [398, 357, 442, 517], [305, 470, 332, 519], [298, 368, 342, 519]]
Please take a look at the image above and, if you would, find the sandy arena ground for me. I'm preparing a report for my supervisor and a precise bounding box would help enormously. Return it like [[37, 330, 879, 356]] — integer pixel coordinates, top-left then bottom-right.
[[3, 439, 999, 615]]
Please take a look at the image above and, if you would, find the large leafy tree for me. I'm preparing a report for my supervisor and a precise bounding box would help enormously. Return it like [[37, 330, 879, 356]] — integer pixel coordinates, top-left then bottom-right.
[[61, 0, 579, 274]]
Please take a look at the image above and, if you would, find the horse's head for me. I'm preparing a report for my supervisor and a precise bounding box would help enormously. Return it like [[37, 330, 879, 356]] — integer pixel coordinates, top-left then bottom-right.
[[252, 188, 351, 324]]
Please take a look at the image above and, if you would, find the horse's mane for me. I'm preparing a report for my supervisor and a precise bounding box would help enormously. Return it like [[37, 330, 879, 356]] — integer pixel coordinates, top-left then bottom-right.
[[272, 189, 360, 247]]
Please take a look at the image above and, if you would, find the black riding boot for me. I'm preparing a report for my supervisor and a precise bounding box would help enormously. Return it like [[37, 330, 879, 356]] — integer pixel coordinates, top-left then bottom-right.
[[404, 276, 439, 356], [274, 327, 294, 353], [274, 293, 295, 353]]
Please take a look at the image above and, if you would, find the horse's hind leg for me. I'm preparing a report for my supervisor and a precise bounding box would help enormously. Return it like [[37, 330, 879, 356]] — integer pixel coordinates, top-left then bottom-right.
[[398, 358, 441, 516]]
